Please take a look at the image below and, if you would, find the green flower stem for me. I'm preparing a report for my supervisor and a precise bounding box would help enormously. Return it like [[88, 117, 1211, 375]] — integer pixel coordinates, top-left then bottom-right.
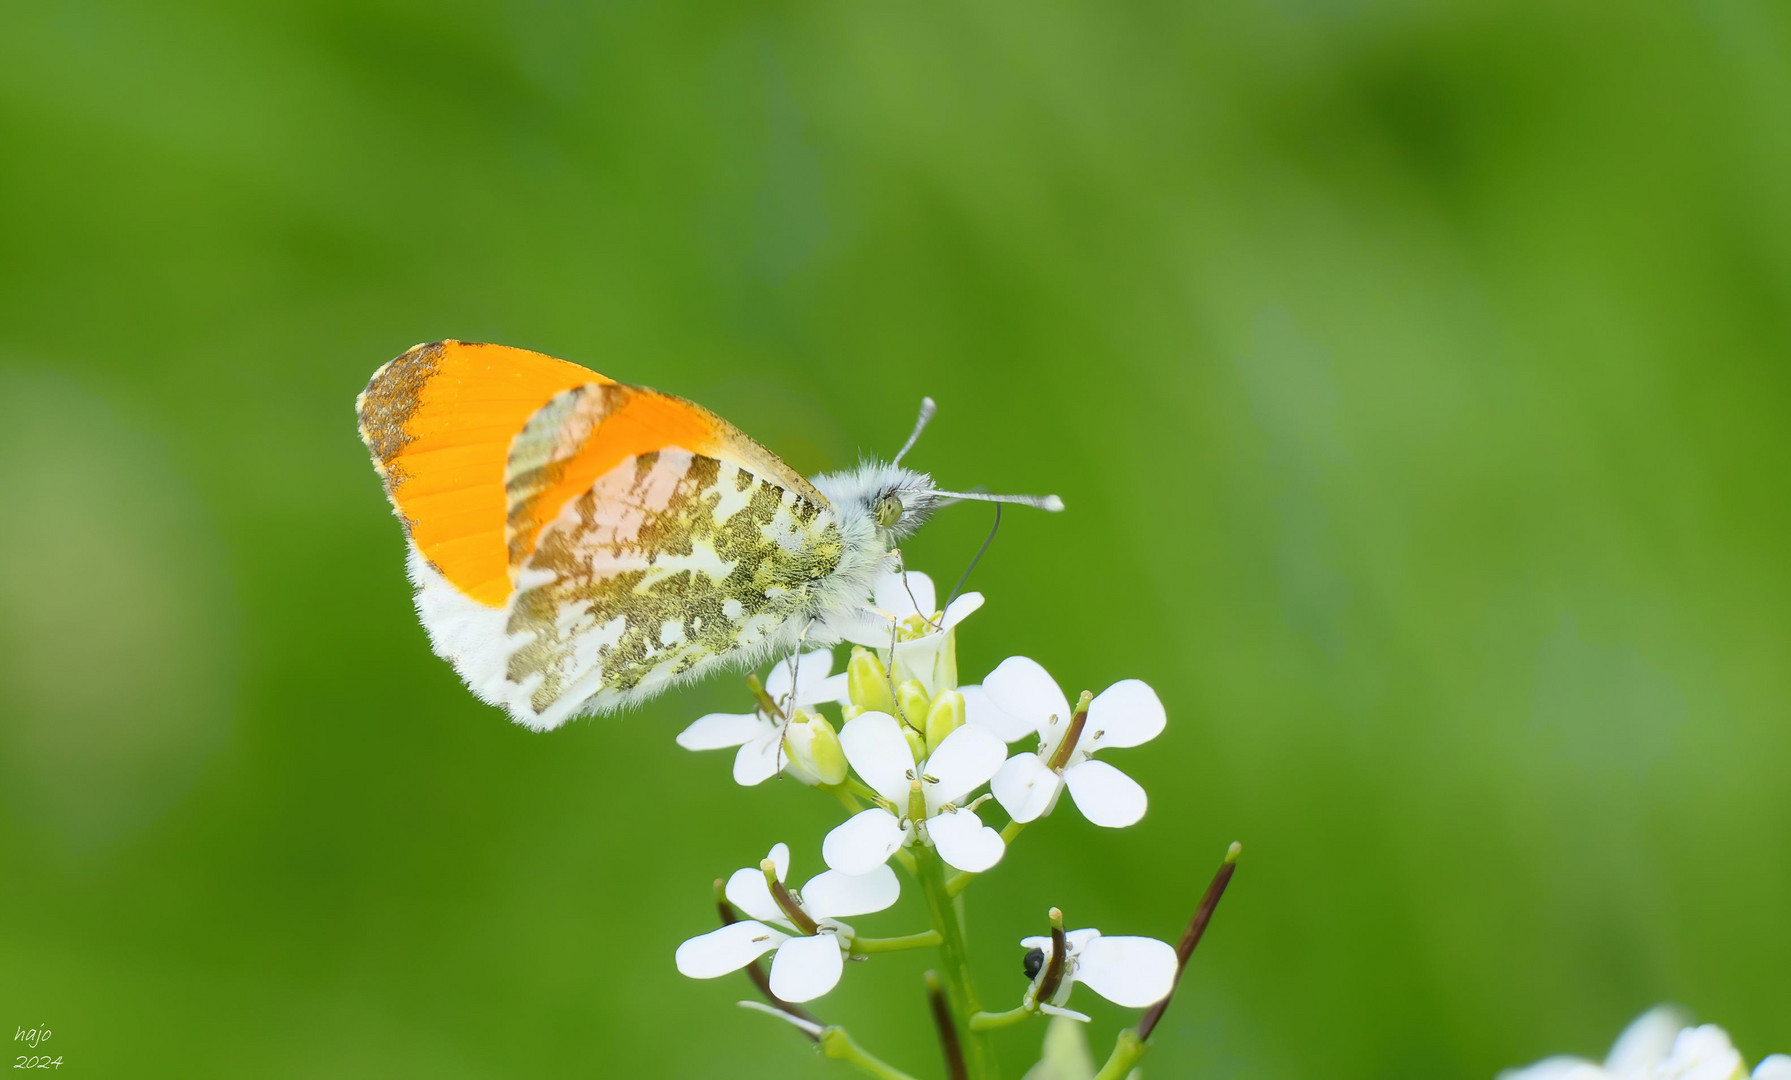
[[916, 846, 1000, 1080], [968, 1006, 1036, 1032], [853, 929, 944, 954], [820, 1026, 921, 1080], [946, 820, 1026, 896], [828, 786, 866, 816], [1091, 1029, 1146, 1080]]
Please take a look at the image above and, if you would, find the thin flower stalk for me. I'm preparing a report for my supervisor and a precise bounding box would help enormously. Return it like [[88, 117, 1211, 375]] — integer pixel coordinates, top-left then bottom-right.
[[1092, 843, 1242, 1080]]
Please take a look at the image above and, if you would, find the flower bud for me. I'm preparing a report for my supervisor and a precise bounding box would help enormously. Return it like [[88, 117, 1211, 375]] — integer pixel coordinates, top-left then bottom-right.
[[896, 679, 931, 731], [903, 725, 928, 766], [784, 709, 848, 786], [847, 647, 895, 714], [925, 689, 966, 753]]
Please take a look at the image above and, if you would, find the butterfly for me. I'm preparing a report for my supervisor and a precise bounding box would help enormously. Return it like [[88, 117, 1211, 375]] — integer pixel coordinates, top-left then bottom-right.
[[356, 340, 1062, 730]]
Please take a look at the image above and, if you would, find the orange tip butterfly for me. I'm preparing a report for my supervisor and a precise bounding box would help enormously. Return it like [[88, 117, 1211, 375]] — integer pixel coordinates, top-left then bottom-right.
[[356, 341, 1062, 730]]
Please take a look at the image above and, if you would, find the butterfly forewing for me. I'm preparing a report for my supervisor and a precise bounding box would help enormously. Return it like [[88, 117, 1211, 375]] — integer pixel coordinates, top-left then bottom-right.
[[358, 340, 847, 728]]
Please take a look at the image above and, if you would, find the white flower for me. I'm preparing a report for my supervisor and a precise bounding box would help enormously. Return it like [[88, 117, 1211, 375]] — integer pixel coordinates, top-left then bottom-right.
[[1499, 1007, 1791, 1080], [983, 657, 1165, 828], [959, 682, 1040, 743], [676, 650, 845, 785], [839, 568, 983, 697], [821, 711, 1008, 875], [674, 842, 899, 1003], [1019, 928, 1177, 1021]]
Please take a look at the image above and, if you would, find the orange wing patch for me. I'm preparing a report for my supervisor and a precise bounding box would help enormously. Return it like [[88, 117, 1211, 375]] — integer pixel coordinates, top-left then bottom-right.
[[358, 340, 604, 607], [502, 384, 719, 575], [501, 384, 830, 578], [359, 340, 832, 611]]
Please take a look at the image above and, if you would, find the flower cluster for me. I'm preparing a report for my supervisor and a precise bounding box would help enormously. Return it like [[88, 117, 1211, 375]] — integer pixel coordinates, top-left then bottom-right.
[[671, 564, 1200, 1076], [1501, 1007, 1791, 1080]]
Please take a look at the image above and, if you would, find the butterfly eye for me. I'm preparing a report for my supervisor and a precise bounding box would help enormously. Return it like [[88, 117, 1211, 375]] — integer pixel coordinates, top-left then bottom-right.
[[874, 494, 904, 529], [1022, 946, 1045, 980]]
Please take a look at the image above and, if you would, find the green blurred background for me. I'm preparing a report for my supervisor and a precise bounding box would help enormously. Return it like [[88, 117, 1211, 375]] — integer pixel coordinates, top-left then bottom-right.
[[4, 0, 1789, 1076]]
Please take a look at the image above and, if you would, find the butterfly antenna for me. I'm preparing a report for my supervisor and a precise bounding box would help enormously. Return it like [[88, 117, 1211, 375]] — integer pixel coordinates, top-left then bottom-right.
[[933, 489, 1065, 512], [944, 502, 1001, 611], [891, 397, 937, 468]]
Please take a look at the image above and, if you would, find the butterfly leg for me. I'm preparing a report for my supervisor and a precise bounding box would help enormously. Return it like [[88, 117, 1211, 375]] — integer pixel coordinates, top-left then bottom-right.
[[890, 547, 945, 632], [770, 625, 812, 776]]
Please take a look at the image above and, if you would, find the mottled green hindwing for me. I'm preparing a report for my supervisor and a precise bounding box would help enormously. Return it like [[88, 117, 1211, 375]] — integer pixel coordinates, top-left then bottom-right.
[[504, 448, 845, 715]]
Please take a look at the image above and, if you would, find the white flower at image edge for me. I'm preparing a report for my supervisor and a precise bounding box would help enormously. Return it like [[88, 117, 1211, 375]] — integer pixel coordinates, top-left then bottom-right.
[[822, 712, 1008, 875], [1498, 1006, 1791, 1080], [675, 650, 843, 785], [1022, 928, 1178, 1022], [839, 568, 982, 697], [983, 657, 1165, 828], [674, 843, 899, 1003]]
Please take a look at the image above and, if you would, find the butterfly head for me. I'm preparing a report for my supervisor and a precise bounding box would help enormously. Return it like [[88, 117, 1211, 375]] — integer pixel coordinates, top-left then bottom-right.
[[811, 462, 947, 541], [811, 397, 1063, 542]]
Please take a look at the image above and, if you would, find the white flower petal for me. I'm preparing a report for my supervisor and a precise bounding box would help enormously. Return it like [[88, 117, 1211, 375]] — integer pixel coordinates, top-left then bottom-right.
[[834, 607, 898, 649], [767, 842, 791, 882], [1495, 1059, 1609, 1080], [1038, 1003, 1092, 1022], [1063, 759, 1148, 827], [817, 670, 851, 707], [801, 865, 900, 919], [1075, 936, 1178, 1008], [1606, 1005, 1689, 1074], [793, 649, 839, 703], [991, 753, 1063, 823], [1019, 935, 1053, 952], [938, 591, 984, 630], [1661, 1026, 1745, 1080], [923, 723, 1008, 808], [677, 711, 769, 751], [732, 731, 786, 786], [1063, 928, 1102, 952], [1084, 679, 1166, 751], [983, 656, 1071, 734], [1754, 1056, 1791, 1080], [840, 712, 916, 805], [674, 920, 787, 979], [822, 808, 908, 874], [768, 934, 845, 1003], [724, 866, 785, 924], [765, 649, 836, 706], [874, 568, 937, 619], [928, 808, 1004, 872], [960, 683, 1036, 743]]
